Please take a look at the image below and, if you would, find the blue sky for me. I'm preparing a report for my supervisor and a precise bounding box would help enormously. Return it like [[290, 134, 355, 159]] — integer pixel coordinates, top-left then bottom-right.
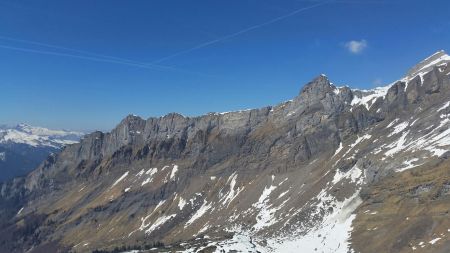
[[0, 0, 449, 131]]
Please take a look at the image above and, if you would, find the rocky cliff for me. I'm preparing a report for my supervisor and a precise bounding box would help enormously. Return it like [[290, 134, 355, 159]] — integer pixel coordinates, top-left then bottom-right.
[[1, 51, 450, 253]]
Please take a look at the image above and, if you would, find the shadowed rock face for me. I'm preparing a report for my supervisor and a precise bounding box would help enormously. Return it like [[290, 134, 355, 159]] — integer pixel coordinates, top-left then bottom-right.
[[1, 51, 450, 253]]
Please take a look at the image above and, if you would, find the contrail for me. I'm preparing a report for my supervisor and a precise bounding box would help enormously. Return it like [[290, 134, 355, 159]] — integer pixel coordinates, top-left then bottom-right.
[[0, 35, 149, 65], [0, 44, 164, 69], [0, 39, 211, 76], [151, 0, 333, 64], [0, 43, 210, 76]]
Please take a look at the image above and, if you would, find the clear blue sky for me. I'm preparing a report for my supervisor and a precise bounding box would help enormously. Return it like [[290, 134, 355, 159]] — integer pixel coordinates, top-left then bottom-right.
[[0, 0, 449, 131]]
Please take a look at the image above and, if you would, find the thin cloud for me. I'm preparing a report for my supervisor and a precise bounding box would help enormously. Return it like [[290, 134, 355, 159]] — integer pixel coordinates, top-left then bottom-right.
[[373, 78, 383, 86], [344, 39, 368, 54]]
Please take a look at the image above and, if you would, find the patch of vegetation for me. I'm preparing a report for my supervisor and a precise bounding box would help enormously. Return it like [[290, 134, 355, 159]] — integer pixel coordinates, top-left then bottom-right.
[[91, 241, 165, 253]]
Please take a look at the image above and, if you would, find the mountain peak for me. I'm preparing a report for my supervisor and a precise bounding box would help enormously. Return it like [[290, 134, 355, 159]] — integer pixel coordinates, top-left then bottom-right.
[[299, 74, 334, 98], [406, 50, 450, 79], [16, 123, 30, 127], [119, 114, 145, 127]]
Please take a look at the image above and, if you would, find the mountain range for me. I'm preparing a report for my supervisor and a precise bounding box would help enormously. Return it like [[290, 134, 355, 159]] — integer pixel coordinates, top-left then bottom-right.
[[0, 50, 450, 253], [0, 124, 84, 182]]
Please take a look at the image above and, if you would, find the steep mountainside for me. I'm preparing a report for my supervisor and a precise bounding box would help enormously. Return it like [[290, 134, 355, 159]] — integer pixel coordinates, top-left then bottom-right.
[[0, 124, 84, 181], [0, 51, 450, 253]]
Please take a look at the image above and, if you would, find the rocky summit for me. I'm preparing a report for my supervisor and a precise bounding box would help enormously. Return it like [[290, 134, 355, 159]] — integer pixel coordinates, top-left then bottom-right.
[[1, 51, 450, 253]]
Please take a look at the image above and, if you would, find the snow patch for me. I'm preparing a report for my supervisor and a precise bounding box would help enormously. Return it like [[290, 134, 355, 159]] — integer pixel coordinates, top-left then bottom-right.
[[178, 197, 187, 210], [111, 171, 129, 188], [429, 237, 441, 245], [269, 194, 361, 253], [135, 169, 145, 177], [252, 184, 278, 230], [137, 200, 167, 233], [387, 118, 399, 128], [170, 165, 179, 180], [384, 131, 409, 157], [145, 214, 176, 235], [396, 158, 421, 172], [437, 101, 450, 112], [332, 142, 343, 157], [351, 86, 390, 110], [333, 164, 363, 184], [388, 121, 409, 137], [142, 168, 158, 186], [221, 172, 244, 207], [185, 200, 212, 227], [341, 134, 372, 158]]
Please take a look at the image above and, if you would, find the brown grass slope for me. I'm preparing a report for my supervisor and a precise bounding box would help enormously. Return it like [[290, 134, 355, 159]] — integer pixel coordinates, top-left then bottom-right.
[[352, 158, 450, 253]]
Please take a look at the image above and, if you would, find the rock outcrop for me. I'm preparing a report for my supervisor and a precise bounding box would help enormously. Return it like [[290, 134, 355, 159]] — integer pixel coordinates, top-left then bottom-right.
[[1, 51, 450, 253]]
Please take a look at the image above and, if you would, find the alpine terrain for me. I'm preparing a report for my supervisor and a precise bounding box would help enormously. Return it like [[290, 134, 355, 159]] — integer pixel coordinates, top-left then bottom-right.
[[0, 124, 84, 182], [1, 50, 450, 253]]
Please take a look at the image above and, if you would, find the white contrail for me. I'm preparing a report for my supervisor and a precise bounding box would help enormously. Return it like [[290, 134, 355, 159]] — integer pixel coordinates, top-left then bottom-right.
[[151, 0, 333, 64], [0, 42, 211, 76], [0, 35, 149, 65], [0, 44, 162, 68]]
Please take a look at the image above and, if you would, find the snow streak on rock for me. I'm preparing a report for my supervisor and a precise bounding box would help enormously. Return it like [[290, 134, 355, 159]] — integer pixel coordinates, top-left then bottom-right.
[[111, 171, 129, 188], [185, 200, 212, 228], [252, 184, 278, 230]]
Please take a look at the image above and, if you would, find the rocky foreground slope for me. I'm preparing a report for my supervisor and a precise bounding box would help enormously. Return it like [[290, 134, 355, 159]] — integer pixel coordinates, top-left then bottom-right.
[[1, 51, 450, 253]]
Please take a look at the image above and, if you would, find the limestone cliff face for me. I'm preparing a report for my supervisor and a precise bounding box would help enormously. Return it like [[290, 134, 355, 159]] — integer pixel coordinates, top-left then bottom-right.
[[1, 51, 450, 253]]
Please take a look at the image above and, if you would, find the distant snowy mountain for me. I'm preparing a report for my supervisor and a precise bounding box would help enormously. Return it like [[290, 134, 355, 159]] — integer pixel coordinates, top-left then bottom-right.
[[0, 123, 83, 148], [0, 124, 84, 181]]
